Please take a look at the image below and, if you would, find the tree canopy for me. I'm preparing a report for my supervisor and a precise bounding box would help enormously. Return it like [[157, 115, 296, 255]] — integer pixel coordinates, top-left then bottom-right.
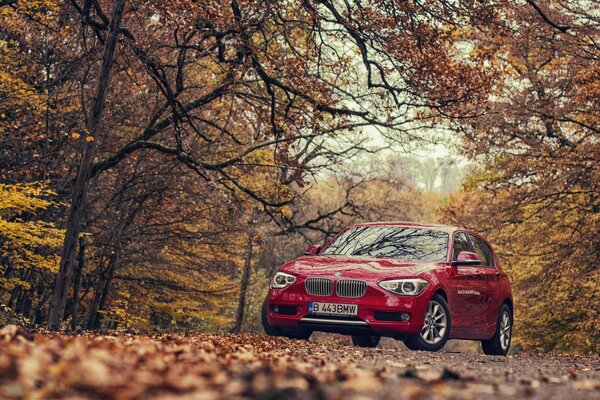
[[0, 0, 598, 353]]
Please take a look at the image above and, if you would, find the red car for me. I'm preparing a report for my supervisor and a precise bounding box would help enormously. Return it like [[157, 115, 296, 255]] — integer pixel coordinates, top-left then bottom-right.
[[262, 222, 513, 355]]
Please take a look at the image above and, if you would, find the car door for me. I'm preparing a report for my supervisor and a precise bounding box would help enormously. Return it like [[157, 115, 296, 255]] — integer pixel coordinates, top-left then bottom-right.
[[469, 234, 503, 331], [467, 234, 498, 331], [446, 231, 488, 338]]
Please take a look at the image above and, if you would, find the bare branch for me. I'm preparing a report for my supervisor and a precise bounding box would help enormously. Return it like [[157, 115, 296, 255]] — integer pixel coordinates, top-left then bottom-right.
[[525, 0, 570, 32]]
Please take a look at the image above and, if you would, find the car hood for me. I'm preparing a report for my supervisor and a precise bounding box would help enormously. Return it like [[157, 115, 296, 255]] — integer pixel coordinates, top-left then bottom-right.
[[281, 255, 442, 280]]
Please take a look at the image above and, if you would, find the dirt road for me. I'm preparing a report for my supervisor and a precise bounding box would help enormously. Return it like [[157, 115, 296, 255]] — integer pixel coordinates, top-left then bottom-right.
[[0, 326, 598, 399]]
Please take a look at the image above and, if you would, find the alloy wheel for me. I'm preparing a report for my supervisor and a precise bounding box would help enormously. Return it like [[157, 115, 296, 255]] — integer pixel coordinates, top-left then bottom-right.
[[420, 300, 447, 345], [499, 309, 511, 351]]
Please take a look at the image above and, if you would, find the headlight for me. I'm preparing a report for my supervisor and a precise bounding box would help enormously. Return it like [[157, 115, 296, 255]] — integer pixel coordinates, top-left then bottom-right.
[[379, 279, 428, 296], [272, 272, 297, 289]]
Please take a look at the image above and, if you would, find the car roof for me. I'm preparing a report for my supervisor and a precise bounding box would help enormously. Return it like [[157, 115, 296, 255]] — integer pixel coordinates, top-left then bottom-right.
[[350, 221, 460, 233]]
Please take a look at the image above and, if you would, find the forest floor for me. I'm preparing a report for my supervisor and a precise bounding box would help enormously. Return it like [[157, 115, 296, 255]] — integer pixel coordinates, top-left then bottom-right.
[[0, 325, 599, 400]]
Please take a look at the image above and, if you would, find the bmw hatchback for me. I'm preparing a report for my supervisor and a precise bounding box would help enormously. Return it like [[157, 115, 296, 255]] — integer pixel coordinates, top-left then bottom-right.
[[262, 222, 513, 355]]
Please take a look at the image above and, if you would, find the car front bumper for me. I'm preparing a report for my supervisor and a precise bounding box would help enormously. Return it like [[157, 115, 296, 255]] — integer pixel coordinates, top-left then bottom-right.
[[266, 283, 432, 337]]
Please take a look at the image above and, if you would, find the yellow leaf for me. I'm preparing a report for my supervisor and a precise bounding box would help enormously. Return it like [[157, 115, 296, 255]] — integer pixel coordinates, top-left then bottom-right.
[[85, 136, 94, 142], [280, 205, 293, 219], [71, 133, 80, 140]]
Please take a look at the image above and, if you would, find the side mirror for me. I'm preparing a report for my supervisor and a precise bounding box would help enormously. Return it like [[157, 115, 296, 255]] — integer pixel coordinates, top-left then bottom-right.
[[304, 244, 322, 256], [452, 251, 481, 267]]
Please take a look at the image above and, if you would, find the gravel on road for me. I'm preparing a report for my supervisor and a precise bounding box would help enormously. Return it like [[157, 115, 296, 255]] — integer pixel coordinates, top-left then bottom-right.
[[0, 326, 599, 399]]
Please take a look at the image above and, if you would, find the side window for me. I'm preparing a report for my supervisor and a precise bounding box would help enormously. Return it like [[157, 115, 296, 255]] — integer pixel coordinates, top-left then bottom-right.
[[469, 234, 495, 268], [452, 232, 472, 261]]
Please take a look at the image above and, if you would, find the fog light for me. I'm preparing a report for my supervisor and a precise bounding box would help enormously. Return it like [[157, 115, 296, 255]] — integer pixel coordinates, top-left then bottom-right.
[[400, 313, 410, 321]]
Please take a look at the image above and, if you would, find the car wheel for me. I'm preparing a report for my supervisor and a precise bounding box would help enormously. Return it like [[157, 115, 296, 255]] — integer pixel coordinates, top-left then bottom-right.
[[352, 334, 380, 348], [481, 303, 512, 356], [404, 293, 451, 352], [261, 298, 283, 336]]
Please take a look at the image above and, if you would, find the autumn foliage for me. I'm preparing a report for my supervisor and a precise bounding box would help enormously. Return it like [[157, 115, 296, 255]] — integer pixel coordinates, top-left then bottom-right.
[[0, 0, 598, 355], [441, 2, 599, 353]]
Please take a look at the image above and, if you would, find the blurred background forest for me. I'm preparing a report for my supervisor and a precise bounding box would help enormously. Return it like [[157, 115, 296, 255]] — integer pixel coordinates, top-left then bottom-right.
[[0, 0, 598, 355]]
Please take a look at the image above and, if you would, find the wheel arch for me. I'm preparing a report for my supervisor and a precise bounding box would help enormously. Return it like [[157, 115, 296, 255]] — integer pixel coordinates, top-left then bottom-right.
[[433, 287, 448, 302], [503, 297, 513, 313], [431, 287, 452, 316], [432, 287, 448, 307]]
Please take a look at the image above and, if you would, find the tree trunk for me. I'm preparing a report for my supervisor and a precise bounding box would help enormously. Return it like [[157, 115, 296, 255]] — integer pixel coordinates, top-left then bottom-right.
[[15, 270, 33, 317], [85, 201, 137, 330], [71, 235, 85, 330], [7, 269, 26, 308], [92, 254, 118, 329], [0, 258, 13, 299], [232, 208, 258, 333], [86, 280, 103, 330], [47, 0, 126, 329], [33, 287, 50, 325], [85, 257, 107, 329]]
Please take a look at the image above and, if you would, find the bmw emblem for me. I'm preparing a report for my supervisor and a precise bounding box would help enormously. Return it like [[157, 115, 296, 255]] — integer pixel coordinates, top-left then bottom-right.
[[334, 272, 342, 277]]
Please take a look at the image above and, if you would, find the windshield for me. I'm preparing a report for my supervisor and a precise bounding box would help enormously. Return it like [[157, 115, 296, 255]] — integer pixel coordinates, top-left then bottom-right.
[[320, 226, 449, 262]]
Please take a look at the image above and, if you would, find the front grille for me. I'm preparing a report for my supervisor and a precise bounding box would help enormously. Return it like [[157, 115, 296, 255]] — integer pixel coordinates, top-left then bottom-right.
[[305, 277, 333, 296], [336, 279, 367, 298]]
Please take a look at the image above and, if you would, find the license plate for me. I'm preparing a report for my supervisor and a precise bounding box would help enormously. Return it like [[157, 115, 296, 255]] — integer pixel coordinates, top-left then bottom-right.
[[309, 301, 358, 316]]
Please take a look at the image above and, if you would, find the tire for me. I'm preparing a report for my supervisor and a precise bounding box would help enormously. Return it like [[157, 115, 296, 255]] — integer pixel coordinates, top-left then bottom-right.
[[261, 298, 311, 340], [352, 334, 381, 348], [404, 293, 451, 352], [482, 303, 512, 356]]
